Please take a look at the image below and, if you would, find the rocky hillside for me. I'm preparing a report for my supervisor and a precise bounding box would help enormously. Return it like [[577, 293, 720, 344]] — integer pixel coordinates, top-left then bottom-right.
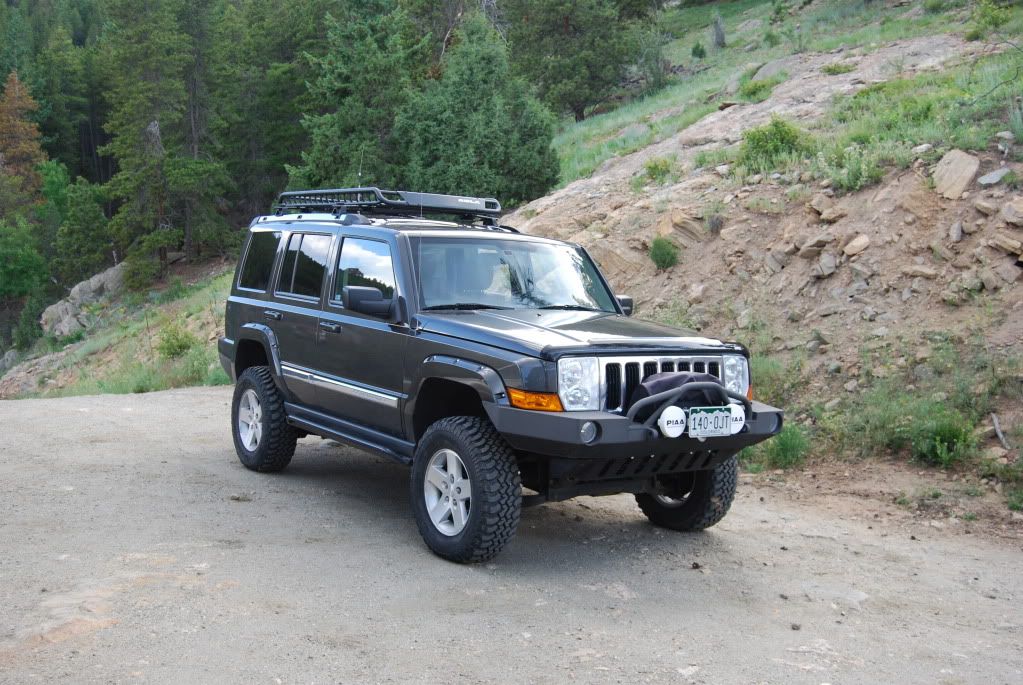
[[507, 34, 1022, 399]]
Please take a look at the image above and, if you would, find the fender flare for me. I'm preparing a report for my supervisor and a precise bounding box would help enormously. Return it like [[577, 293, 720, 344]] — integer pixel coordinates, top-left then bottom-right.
[[404, 355, 510, 434], [236, 323, 287, 392]]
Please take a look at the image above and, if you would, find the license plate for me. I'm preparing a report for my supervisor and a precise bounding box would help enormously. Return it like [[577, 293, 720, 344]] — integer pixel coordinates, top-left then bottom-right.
[[688, 406, 733, 438]]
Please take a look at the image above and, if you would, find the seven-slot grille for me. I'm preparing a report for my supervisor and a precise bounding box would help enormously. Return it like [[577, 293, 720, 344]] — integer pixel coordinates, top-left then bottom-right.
[[601, 356, 722, 413]]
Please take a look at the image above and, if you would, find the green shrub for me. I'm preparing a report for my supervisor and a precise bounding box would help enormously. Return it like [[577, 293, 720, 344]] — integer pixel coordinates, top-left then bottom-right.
[[157, 323, 199, 359], [691, 41, 706, 59], [13, 292, 47, 351], [649, 237, 679, 270], [644, 157, 673, 183], [763, 29, 781, 47], [814, 144, 885, 192], [822, 62, 855, 76], [737, 116, 809, 172], [1009, 488, 1023, 512], [911, 407, 975, 467], [923, 0, 948, 13]]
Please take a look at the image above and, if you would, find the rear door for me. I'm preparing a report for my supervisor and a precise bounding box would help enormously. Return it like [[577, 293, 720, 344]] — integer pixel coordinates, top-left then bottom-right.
[[268, 230, 335, 408], [315, 233, 409, 436]]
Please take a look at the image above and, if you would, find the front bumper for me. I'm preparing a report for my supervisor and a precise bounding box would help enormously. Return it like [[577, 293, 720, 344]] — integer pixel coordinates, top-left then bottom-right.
[[485, 399, 783, 460]]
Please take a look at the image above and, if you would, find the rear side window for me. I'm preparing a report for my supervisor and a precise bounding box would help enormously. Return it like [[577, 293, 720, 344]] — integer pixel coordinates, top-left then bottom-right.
[[238, 231, 281, 291], [333, 238, 396, 302], [276, 233, 332, 299]]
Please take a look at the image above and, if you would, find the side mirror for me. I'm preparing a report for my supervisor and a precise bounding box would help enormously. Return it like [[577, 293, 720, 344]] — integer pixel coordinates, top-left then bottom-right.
[[342, 286, 391, 317], [616, 295, 634, 316]]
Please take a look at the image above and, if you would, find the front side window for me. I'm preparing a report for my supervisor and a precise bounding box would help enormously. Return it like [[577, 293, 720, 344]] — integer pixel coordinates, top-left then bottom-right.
[[333, 238, 396, 302], [415, 237, 616, 312], [238, 231, 281, 291], [276, 233, 331, 298]]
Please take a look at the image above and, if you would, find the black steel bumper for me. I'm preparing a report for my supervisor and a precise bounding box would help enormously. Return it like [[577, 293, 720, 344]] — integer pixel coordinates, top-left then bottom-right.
[[484, 389, 783, 461]]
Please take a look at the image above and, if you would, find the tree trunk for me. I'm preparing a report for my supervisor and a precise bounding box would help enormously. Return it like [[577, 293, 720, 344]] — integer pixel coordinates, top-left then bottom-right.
[[573, 106, 586, 122]]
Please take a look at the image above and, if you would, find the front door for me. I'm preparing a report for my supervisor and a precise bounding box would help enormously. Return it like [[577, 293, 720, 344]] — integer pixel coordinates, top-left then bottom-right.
[[316, 235, 407, 436], [268, 230, 334, 408]]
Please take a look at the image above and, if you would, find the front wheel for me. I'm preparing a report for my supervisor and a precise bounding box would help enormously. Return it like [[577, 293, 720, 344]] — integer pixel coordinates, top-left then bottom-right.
[[410, 416, 521, 563], [635, 455, 738, 531]]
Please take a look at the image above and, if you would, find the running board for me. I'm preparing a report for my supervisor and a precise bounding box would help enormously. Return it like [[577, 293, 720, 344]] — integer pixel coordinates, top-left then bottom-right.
[[285, 403, 414, 465]]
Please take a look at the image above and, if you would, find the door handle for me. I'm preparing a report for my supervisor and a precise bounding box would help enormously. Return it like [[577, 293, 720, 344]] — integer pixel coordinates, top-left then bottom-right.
[[319, 321, 342, 334], [263, 310, 283, 321]]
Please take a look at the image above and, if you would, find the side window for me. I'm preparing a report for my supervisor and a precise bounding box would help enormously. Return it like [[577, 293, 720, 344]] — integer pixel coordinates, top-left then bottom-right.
[[333, 238, 397, 303], [238, 231, 281, 291], [276, 233, 331, 299]]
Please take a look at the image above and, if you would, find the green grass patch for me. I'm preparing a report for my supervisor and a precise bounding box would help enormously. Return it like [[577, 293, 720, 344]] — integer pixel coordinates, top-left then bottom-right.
[[738, 74, 785, 102], [742, 423, 809, 470], [644, 156, 674, 184], [821, 61, 856, 76]]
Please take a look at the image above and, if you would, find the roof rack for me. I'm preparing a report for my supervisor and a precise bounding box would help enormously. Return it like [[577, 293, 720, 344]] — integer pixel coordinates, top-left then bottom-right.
[[273, 187, 503, 224]]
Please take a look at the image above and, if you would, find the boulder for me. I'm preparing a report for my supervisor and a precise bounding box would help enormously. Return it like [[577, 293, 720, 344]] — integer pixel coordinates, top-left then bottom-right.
[[932, 150, 980, 200], [814, 252, 838, 278], [902, 265, 938, 279], [974, 198, 999, 216], [978, 167, 1012, 186], [979, 267, 1001, 292], [39, 262, 126, 337], [0, 349, 18, 376], [809, 193, 832, 214], [819, 206, 848, 223], [995, 260, 1022, 284], [1001, 198, 1023, 227], [990, 232, 1023, 255], [911, 143, 933, 156], [949, 221, 963, 243], [843, 234, 870, 256], [798, 232, 835, 258]]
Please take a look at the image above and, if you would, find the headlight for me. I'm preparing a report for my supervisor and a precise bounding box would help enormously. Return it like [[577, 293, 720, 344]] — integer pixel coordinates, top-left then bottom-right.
[[722, 354, 750, 397], [557, 357, 599, 411]]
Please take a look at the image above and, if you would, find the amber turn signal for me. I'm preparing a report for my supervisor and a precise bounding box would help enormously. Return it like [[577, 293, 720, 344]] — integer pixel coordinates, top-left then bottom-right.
[[747, 385, 753, 401], [508, 388, 564, 412]]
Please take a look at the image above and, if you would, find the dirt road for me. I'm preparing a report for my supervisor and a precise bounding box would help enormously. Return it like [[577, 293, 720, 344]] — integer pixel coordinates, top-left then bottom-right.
[[1, 388, 1021, 684]]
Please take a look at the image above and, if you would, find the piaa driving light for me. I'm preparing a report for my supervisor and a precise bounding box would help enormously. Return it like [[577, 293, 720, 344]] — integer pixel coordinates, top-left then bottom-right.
[[557, 357, 599, 411], [722, 354, 750, 398]]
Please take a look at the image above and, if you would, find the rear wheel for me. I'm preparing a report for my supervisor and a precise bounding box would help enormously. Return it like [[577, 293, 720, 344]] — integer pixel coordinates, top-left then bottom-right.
[[635, 455, 738, 531], [410, 417, 521, 563], [231, 366, 298, 472]]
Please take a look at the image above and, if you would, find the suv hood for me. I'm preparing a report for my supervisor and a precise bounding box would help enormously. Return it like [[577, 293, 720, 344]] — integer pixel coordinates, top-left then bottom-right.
[[417, 310, 742, 360]]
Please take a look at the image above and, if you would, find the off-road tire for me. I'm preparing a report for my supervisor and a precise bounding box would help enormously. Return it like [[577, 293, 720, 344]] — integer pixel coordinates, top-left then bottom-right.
[[231, 366, 298, 472], [410, 416, 521, 563], [635, 455, 738, 531]]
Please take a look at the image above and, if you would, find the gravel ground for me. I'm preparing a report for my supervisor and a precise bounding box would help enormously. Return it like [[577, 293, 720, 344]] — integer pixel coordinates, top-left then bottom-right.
[[1, 387, 1021, 684]]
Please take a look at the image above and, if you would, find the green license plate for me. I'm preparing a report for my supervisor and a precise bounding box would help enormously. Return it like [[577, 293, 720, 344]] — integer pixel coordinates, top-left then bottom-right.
[[688, 406, 732, 438]]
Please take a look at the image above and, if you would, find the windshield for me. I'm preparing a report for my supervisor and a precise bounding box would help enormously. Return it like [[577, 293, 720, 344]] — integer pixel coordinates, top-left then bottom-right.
[[414, 236, 617, 312]]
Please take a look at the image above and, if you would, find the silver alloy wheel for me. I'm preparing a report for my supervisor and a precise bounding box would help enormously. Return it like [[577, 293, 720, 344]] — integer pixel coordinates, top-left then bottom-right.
[[423, 448, 472, 536], [237, 389, 263, 451]]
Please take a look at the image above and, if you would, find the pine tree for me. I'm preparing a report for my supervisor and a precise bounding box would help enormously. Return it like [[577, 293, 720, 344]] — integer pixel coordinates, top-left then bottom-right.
[[54, 177, 110, 285], [289, 7, 430, 189], [0, 70, 47, 196], [101, 0, 190, 273], [504, 0, 640, 122], [393, 13, 559, 203]]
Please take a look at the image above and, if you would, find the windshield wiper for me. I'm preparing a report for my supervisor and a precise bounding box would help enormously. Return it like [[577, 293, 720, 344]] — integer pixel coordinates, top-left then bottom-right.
[[538, 304, 603, 311], [421, 303, 513, 311]]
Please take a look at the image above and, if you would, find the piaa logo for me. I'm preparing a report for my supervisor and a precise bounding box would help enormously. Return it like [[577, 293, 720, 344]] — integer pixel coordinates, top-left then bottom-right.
[[657, 406, 687, 438]]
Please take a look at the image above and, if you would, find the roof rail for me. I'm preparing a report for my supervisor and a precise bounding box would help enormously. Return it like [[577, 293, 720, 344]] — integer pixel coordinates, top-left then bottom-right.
[[273, 187, 503, 224]]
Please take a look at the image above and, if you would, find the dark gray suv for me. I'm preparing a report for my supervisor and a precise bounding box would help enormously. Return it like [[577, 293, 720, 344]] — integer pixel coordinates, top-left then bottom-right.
[[219, 188, 783, 562]]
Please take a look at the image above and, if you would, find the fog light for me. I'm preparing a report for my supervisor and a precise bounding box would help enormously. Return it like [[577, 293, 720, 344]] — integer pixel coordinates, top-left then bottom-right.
[[580, 421, 598, 444]]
